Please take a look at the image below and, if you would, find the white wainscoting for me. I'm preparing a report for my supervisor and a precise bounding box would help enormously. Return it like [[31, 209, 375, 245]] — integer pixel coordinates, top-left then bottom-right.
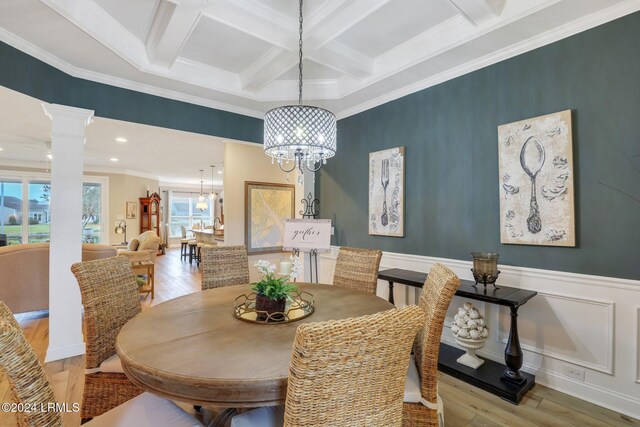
[[318, 247, 640, 419]]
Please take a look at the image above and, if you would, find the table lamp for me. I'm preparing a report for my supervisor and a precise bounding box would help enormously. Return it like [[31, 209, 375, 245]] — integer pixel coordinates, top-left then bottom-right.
[[115, 220, 127, 245]]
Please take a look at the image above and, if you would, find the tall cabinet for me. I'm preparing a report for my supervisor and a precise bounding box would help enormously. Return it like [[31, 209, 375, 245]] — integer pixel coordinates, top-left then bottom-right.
[[139, 192, 161, 239]]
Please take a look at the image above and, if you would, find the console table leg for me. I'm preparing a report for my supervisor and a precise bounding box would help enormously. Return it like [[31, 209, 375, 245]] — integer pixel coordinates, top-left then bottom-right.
[[503, 305, 525, 384], [388, 281, 395, 305]]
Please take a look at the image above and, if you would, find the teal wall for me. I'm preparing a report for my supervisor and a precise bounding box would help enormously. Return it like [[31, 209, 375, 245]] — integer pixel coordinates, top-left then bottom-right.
[[0, 41, 263, 144], [319, 12, 640, 280]]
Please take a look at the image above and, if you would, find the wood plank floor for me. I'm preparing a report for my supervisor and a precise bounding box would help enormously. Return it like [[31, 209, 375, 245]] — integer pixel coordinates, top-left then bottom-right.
[[1, 248, 638, 426]]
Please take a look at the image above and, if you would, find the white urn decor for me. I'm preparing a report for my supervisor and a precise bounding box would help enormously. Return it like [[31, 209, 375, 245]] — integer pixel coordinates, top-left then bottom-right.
[[451, 302, 489, 369]]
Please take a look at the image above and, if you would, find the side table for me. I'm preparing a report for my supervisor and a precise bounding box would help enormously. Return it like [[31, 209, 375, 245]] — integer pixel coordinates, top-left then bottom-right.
[[131, 260, 154, 299], [378, 268, 537, 404]]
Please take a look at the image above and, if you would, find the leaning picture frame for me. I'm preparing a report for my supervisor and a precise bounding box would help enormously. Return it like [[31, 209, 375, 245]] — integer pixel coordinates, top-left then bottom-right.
[[245, 181, 295, 254]]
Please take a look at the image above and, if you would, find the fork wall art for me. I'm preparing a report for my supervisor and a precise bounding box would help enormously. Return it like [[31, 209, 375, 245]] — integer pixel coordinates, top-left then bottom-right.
[[498, 110, 575, 246], [369, 147, 405, 237]]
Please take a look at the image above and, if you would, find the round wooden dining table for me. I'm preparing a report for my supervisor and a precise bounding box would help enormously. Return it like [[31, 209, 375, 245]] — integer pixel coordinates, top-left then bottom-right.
[[116, 283, 393, 407]]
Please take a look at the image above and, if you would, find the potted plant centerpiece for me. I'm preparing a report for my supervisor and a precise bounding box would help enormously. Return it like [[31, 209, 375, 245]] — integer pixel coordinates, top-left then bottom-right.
[[252, 258, 300, 321]]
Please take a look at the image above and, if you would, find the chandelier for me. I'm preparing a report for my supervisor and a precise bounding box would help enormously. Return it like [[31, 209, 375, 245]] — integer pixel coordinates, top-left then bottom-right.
[[196, 169, 208, 211], [209, 165, 217, 200], [263, 0, 336, 183]]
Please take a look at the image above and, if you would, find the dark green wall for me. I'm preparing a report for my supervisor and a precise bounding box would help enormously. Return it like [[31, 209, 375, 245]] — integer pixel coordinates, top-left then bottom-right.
[[319, 12, 640, 280], [0, 41, 263, 144]]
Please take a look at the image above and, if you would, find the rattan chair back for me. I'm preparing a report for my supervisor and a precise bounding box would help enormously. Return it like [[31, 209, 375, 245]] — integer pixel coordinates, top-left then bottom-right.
[[284, 305, 426, 427], [201, 245, 250, 290], [414, 263, 460, 403], [0, 301, 63, 427], [333, 246, 382, 295], [71, 256, 141, 369]]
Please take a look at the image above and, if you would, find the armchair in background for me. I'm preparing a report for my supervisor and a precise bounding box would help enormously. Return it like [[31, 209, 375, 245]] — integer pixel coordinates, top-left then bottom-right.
[[117, 230, 161, 262]]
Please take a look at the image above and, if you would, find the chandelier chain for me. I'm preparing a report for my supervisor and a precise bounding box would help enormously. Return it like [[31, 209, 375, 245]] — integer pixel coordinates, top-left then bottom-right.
[[298, 0, 303, 106]]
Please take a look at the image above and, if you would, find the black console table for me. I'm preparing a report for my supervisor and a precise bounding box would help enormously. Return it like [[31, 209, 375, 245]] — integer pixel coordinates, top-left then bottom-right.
[[378, 268, 537, 404]]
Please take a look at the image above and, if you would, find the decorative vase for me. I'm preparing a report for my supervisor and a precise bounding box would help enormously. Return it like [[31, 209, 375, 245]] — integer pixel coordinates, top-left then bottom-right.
[[255, 294, 286, 322], [451, 302, 489, 369], [455, 336, 488, 369]]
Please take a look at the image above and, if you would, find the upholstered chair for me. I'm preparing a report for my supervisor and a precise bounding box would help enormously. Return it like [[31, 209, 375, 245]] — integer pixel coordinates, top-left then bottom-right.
[[231, 305, 426, 427], [0, 300, 202, 427], [117, 230, 160, 262], [332, 246, 382, 295], [71, 256, 143, 419], [201, 245, 250, 290], [403, 263, 461, 426]]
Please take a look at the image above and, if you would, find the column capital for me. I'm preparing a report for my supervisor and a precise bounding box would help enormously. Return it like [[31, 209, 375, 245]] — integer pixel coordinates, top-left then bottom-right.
[[42, 103, 94, 139]]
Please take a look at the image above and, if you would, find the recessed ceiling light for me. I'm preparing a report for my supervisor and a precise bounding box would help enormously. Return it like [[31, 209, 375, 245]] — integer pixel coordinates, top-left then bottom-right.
[[110, 157, 119, 162], [115, 137, 127, 143], [0, 148, 4, 151]]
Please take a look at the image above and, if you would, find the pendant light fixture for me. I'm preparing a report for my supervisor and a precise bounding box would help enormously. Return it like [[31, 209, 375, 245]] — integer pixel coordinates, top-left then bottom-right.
[[263, 0, 336, 183], [209, 165, 216, 200], [196, 169, 208, 211]]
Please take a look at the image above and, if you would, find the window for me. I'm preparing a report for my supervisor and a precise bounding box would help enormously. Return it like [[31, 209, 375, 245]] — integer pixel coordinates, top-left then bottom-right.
[[0, 180, 23, 245], [169, 193, 213, 237], [28, 181, 51, 243], [0, 172, 107, 244]]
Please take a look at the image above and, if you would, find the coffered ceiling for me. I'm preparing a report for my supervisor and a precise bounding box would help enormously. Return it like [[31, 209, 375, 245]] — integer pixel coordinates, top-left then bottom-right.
[[0, 0, 639, 119]]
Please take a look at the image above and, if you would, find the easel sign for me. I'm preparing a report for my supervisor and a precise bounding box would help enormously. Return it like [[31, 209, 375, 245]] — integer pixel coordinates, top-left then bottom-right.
[[283, 219, 331, 252]]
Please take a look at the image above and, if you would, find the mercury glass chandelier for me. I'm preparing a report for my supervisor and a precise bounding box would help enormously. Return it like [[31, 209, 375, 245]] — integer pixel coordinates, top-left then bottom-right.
[[263, 0, 336, 183], [196, 169, 208, 211]]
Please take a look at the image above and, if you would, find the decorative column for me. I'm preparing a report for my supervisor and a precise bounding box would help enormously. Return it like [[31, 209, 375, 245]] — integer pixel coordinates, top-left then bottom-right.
[[42, 103, 94, 362]]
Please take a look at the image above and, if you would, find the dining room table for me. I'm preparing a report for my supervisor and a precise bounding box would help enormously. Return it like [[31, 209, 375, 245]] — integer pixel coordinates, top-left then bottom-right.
[[116, 283, 393, 408]]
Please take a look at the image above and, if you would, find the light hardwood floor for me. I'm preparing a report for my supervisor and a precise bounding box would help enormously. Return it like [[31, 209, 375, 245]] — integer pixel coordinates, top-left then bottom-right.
[[1, 248, 638, 427]]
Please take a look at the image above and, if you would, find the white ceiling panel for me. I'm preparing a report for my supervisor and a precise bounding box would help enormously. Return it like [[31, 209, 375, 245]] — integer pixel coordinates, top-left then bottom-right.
[[93, 0, 159, 43], [180, 16, 274, 73], [335, 0, 459, 58]]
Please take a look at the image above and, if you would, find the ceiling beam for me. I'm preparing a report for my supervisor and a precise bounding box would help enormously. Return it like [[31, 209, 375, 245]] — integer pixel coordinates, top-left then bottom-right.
[[146, 0, 207, 68], [448, 0, 506, 26], [240, 48, 299, 92]]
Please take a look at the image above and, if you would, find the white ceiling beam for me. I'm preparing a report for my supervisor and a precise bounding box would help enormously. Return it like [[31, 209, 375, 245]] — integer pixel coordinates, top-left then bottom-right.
[[448, 0, 506, 26], [240, 48, 299, 92], [146, 0, 208, 68], [307, 42, 373, 79]]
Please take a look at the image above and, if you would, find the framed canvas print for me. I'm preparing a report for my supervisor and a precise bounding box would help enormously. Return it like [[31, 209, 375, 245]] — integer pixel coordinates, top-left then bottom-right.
[[498, 110, 575, 246], [245, 181, 295, 254], [126, 202, 137, 219], [369, 147, 405, 237]]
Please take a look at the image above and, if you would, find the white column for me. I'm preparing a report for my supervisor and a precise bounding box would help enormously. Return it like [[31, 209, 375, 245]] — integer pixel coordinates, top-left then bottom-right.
[[42, 103, 94, 362]]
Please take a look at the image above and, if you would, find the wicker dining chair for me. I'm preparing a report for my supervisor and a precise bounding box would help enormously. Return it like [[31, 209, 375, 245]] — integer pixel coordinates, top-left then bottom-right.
[[70, 256, 143, 419], [231, 305, 426, 427], [0, 300, 202, 427], [332, 246, 382, 295], [201, 245, 250, 290], [0, 301, 63, 427], [403, 263, 461, 427]]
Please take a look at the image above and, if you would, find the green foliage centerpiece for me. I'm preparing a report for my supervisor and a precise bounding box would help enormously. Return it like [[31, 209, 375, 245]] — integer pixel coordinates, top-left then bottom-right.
[[252, 258, 300, 321]]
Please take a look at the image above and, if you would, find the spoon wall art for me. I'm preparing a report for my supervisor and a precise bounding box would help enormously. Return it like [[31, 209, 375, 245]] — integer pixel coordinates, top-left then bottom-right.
[[498, 110, 575, 246]]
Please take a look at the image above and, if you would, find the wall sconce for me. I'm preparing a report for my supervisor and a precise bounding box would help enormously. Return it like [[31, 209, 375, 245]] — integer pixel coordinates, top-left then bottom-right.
[[115, 220, 127, 245]]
